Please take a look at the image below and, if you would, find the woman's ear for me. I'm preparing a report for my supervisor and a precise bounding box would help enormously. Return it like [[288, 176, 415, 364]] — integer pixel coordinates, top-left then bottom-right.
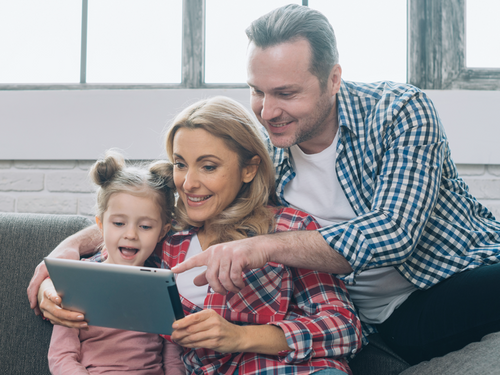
[[95, 216, 104, 234], [158, 223, 171, 242], [242, 155, 261, 183]]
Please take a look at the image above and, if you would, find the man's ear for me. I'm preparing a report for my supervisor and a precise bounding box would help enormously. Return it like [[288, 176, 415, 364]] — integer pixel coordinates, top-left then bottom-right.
[[95, 216, 104, 234], [328, 64, 342, 96], [158, 223, 171, 242], [242, 155, 261, 183]]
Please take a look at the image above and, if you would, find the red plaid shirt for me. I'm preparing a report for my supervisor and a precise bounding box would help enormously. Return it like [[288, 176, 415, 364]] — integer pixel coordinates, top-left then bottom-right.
[[160, 207, 362, 375]]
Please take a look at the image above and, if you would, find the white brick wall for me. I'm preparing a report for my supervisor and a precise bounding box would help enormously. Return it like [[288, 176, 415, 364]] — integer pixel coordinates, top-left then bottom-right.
[[2, 161, 500, 220], [0, 160, 102, 219]]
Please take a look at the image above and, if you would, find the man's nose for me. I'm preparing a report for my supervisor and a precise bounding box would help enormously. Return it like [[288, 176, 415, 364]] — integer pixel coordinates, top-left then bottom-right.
[[260, 95, 282, 120]]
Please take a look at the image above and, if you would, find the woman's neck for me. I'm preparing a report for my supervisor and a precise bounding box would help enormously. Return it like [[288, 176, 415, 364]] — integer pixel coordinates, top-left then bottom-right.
[[197, 226, 217, 250]]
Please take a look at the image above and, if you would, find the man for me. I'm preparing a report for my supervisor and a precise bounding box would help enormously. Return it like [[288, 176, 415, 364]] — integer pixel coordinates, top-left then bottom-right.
[[29, 4, 500, 368], [172, 4, 500, 365]]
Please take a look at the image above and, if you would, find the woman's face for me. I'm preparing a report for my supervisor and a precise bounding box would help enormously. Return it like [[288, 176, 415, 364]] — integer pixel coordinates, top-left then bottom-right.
[[172, 127, 258, 226]]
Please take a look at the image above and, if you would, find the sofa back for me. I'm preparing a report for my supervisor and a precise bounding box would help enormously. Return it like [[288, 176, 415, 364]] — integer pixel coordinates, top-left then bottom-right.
[[0, 213, 93, 375]]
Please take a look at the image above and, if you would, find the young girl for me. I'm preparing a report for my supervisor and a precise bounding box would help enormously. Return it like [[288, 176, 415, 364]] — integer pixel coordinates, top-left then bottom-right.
[[46, 150, 185, 375]]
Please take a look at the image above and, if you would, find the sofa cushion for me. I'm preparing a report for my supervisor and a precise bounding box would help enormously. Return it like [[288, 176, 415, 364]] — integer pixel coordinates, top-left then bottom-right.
[[349, 333, 410, 375], [0, 213, 93, 375]]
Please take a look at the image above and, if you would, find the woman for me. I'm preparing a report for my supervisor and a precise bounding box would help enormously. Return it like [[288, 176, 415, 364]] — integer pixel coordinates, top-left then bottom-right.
[[38, 96, 362, 375]]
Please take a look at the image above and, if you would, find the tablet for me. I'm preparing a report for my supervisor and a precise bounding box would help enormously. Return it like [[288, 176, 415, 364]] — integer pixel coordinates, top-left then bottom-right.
[[44, 258, 184, 335]]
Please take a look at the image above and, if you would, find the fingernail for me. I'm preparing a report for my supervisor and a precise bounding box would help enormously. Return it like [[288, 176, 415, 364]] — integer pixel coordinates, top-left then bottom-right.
[[80, 322, 88, 328], [77, 315, 84, 320]]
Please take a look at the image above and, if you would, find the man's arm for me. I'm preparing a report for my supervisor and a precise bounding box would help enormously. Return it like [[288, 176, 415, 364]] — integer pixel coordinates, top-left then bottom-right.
[[27, 224, 103, 315], [173, 230, 352, 295]]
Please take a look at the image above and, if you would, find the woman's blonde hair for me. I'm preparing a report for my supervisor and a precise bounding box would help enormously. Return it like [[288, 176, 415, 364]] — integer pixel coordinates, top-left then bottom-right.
[[89, 149, 175, 227], [165, 96, 278, 245]]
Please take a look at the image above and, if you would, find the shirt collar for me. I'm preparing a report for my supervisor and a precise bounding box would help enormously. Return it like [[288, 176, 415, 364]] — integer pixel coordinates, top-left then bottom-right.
[[337, 80, 361, 139], [169, 225, 199, 238]]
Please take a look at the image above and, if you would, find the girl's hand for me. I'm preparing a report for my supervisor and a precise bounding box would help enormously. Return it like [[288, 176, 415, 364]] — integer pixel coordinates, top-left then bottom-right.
[[171, 309, 243, 353], [38, 279, 88, 329]]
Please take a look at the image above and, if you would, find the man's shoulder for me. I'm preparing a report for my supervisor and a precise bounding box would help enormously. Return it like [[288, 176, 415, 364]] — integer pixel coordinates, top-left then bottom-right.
[[339, 80, 438, 133], [342, 80, 422, 102]]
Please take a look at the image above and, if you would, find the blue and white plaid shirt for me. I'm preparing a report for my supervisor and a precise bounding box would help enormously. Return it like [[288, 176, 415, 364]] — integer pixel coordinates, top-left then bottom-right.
[[267, 80, 500, 290]]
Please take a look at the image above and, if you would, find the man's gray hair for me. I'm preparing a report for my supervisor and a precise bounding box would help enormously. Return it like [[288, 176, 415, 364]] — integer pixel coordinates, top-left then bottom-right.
[[245, 4, 339, 89]]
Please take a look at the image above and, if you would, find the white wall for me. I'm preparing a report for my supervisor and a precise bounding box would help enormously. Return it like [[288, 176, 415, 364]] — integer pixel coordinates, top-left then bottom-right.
[[1, 88, 500, 219]]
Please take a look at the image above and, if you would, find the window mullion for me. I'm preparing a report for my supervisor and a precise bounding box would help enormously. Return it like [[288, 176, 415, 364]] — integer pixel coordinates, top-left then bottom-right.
[[80, 0, 88, 84], [182, 0, 205, 88]]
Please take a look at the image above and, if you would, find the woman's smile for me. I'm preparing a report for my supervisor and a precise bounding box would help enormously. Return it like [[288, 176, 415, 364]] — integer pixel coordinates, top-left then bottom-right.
[[185, 193, 212, 205], [172, 128, 257, 227]]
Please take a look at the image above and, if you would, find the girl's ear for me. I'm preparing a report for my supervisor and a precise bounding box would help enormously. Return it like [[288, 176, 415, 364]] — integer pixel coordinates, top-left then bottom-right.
[[95, 216, 104, 234], [242, 155, 261, 183], [158, 223, 171, 242]]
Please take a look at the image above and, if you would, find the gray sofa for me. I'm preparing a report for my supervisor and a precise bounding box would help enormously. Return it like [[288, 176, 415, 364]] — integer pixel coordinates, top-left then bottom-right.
[[1, 212, 498, 375]]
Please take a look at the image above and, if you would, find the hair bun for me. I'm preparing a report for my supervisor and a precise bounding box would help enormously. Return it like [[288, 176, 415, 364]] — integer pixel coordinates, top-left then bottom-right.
[[149, 160, 175, 190], [90, 149, 126, 186]]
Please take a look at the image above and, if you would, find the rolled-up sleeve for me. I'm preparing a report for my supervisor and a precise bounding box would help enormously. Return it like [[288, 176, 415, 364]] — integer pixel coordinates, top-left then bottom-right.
[[269, 268, 362, 363]]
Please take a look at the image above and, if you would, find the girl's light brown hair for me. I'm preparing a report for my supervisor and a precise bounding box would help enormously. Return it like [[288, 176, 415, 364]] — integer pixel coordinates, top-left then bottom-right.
[[165, 96, 278, 245], [89, 149, 175, 227]]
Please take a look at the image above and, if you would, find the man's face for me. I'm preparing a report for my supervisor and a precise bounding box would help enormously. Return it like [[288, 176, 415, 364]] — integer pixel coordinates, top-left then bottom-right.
[[246, 38, 341, 154]]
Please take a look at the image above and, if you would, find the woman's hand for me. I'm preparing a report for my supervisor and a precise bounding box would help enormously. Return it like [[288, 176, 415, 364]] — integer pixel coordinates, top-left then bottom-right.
[[171, 309, 243, 353], [38, 279, 88, 329], [171, 309, 291, 355]]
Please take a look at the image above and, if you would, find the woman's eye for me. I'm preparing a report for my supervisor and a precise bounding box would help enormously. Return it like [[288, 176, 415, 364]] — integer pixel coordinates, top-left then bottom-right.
[[174, 162, 186, 169], [203, 165, 216, 172]]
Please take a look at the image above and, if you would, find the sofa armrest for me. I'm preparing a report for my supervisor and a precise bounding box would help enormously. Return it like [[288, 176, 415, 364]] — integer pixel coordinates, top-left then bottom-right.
[[0, 213, 93, 375]]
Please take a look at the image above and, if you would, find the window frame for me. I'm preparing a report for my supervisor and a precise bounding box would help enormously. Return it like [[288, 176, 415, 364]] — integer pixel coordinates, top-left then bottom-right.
[[408, 0, 500, 90], [0, 0, 247, 91], [3, 0, 500, 91]]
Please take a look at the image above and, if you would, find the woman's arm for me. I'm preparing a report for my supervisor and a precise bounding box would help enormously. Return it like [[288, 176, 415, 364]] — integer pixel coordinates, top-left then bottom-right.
[[171, 309, 291, 355], [27, 224, 103, 314], [48, 325, 90, 375], [38, 278, 88, 328]]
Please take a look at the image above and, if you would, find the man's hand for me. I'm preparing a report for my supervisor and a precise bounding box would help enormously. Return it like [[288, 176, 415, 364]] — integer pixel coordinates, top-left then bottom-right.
[[38, 279, 88, 328], [171, 309, 244, 353], [172, 236, 269, 295]]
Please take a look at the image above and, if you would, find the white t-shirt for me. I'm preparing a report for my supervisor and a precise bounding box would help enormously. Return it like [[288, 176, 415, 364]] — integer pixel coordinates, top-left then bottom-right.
[[283, 132, 416, 324], [174, 234, 209, 309]]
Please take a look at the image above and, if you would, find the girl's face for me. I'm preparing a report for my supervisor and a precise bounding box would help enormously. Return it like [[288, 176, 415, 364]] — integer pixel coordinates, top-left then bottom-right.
[[96, 192, 170, 267], [172, 128, 259, 227]]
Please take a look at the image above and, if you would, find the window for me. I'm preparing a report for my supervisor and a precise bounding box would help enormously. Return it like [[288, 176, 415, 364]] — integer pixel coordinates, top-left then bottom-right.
[[0, 1, 81, 84], [408, 0, 500, 90], [308, 0, 406, 83], [86, 0, 182, 84], [3, 0, 500, 90], [466, 0, 500, 69]]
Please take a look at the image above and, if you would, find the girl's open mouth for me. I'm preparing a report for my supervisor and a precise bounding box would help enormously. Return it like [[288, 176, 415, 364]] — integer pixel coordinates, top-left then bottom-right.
[[119, 247, 139, 258]]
